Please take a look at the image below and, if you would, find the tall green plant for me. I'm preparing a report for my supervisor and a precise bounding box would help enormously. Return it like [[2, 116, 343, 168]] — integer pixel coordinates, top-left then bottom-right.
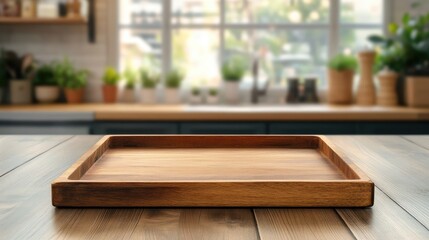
[[103, 67, 120, 86], [221, 56, 247, 82], [140, 68, 160, 89], [328, 54, 357, 72], [165, 69, 184, 88], [34, 64, 57, 86], [368, 10, 429, 75], [54, 58, 88, 89]]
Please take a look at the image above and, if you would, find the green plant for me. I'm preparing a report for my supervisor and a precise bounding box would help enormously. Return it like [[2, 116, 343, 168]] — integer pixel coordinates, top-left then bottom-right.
[[140, 68, 159, 89], [208, 88, 218, 96], [165, 69, 184, 88], [123, 67, 137, 89], [368, 9, 429, 75], [103, 67, 120, 86], [328, 54, 358, 72], [191, 87, 201, 96], [221, 56, 247, 82], [54, 58, 88, 89], [33, 64, 57, 86], [3, 50, 35, 80]]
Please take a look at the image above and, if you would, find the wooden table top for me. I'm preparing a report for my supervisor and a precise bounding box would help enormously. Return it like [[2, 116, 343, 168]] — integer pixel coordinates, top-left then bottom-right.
[[1, 135, 429, 239], [1, 104, 429, 121]]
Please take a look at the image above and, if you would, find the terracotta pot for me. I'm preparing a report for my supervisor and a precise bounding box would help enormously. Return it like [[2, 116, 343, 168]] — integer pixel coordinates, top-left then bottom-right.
[[10, 79, 32, 105], [406, 76, 429, 108], [121, 88, 136, 103], [35, 86, 60, 103], [102, 85, 118, 103], [224, 81, 240, 104], [164, 88, 180, 104], [207, 95, 219, 105], [328, 69, 354, 105], [65, 88, 84, 104], [141, 88, 157, 104]]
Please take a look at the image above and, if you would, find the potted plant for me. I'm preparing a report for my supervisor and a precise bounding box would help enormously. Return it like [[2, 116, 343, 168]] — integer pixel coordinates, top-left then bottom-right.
[[221, 56, 246, 104], [122, 67, 137, 103], [327, 54, 357, 105], [33, 64, 60, 104], [55, 58, 88, 104], [102, 67, 120, 103], [165, 69, 184, 104], [207, 87, 219, 105], [189, 86, 202, 105], [4, 51, 35, 105], [369, 9, 429, 107], [140, 68, 159, 104]]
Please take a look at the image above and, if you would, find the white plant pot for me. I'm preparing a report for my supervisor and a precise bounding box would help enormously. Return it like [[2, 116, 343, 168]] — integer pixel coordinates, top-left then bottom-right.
[[35, 86, 60, 103], [165, 88, 180, 104], [141, 88, 157, 104], [224, 81, 240, 104], [121, 88, 136, 103], [189, 95, 202, 105], [10, 79, 32, 105], [207, 95, 219, 105]]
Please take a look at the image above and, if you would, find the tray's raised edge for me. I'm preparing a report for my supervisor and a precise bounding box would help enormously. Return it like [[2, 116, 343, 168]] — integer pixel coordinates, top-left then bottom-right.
[[318, 136, 373, 182], [52, 135, 111, 184], [52, 180, 374, 208]]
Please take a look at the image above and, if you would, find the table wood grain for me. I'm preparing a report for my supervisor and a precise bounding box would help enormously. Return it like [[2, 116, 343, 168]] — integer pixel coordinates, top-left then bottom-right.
[[0, 135, 428, 240]]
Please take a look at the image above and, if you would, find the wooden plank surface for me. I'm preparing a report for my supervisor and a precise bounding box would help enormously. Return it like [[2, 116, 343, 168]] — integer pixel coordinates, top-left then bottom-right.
[[0, 136, 101, 239], [328, 136, 429, 229], [1, 104, 429, 121], [0, 135, 72, 177], [1, 135, 429, 239], [337, 188, 429, 240], [254, 208, 355, 240]]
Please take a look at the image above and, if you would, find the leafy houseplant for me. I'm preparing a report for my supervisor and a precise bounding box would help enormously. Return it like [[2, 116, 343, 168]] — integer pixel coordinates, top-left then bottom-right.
[[102, 67, 120, 103], [368, 9, 429, 106], [327, 54, 357, 105], [140, 69, 159, 104], [165, 69, 184, 104], [122, 67, 137, 103], [222, 56, 247, 104], [33, 64, 60, 104], [207, 88, 219, 105], [55, 58, 88, 104], [4, 50, 35, 104]]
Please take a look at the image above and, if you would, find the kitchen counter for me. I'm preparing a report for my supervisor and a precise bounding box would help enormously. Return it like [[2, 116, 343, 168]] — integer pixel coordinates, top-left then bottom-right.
[[0, 103, 429, 121], [1, 135, 428, 239]]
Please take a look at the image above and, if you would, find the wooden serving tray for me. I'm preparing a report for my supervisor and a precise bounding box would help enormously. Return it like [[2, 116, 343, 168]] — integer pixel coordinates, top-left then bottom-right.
[[52, 135, 374, 207]]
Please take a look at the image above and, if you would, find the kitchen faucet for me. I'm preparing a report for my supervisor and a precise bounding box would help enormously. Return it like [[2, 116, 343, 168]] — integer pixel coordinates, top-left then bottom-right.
[[251, 55, 269, 104]]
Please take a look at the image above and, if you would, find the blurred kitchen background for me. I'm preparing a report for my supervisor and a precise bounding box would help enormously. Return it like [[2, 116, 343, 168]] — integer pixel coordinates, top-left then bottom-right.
[[0, 0, 429, 135]]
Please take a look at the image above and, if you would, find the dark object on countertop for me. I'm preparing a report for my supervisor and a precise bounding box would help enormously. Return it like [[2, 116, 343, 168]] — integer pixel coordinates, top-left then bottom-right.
[[58, 1, 68, 17], [286, 77, 300, 103], [301, 77, 319, 103]]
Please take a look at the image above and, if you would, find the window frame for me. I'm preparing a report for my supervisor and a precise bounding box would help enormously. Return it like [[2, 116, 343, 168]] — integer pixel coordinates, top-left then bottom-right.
[[117, 0, 390, 86]]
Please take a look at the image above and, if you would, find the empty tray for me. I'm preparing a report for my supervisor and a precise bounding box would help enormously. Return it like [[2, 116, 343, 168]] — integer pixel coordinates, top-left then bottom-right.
[[52, 135, 374, 207]]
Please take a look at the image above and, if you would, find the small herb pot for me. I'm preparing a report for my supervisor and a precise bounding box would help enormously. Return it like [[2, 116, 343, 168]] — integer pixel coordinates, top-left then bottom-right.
[[164, 88, 180, 104], [10, 79, 32, 105], [35, 86, 60, 104], [224, 81, 240, 104], [121, 88, 136, 103], [103, 85, 118, 103], [141, 88, 157, 104], [65, 88, 85, 104]]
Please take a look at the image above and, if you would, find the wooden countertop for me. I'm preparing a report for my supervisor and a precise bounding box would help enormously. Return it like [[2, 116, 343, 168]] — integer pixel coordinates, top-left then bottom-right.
[[1, 135, 428, 239], [1, 104, 429, 121]]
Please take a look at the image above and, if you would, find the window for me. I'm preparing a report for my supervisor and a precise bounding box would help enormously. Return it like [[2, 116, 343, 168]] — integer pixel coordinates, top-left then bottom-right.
[[119, 0, 385, 88]]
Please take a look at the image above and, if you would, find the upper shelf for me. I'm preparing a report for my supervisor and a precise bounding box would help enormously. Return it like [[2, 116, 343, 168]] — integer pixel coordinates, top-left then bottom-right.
[[0, 17, 87, 25]]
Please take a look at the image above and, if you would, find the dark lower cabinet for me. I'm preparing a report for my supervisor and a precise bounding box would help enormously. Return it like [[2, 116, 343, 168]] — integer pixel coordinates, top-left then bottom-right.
[[180, 122, 267, 134], [91, 122, 179, 134], [269, 122, 359, 134]]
